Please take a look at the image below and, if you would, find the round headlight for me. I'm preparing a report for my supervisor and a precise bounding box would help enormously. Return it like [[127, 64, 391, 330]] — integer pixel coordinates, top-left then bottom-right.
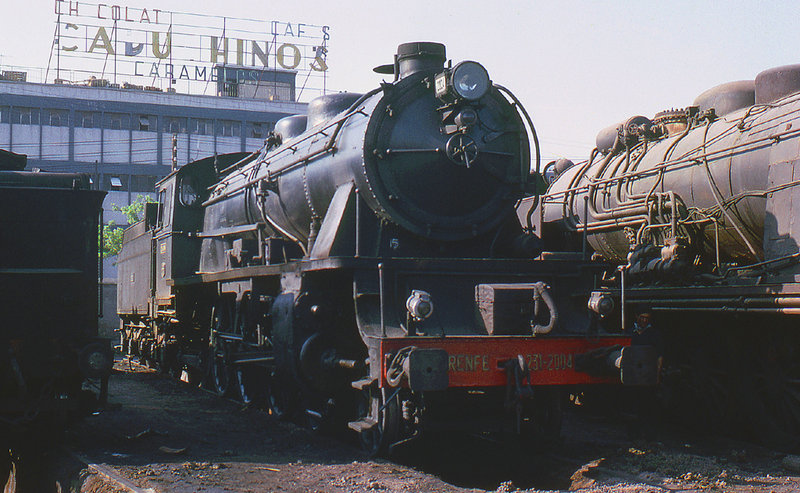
[[451, 61, 490, 101], [588, 292, 615, 317], [406, 290, 434, 321]]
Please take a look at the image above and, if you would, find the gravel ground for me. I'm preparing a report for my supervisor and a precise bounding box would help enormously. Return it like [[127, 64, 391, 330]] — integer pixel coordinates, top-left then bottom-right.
[[53, 358, 800, 492]]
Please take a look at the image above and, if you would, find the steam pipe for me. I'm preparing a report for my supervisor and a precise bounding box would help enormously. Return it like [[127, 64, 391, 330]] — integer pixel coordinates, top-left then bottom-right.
[[531, 282, 558, 335]]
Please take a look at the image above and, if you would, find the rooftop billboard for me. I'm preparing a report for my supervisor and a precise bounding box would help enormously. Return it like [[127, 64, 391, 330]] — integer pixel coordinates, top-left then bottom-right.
[[50, 0, 330, 100]]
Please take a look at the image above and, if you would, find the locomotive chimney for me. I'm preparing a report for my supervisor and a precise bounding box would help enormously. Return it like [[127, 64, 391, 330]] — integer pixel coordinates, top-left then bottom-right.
[[396, 42, 446, 79]]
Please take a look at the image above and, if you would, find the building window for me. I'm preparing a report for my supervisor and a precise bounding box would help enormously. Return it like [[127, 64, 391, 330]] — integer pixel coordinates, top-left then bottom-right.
[[78, 111, 98, 128], [219, 120, 240, 137], [0, 106, 8, 123], [192, 119, 212, 135], [249, 122, 265, 139], [259, 82, 293, 102], [166, 117, 187, 134], [103, 175, 129, 191], [12, 107, 40, 125], [220, 82, 238, 98], [45, 109, 68, 127], [138, 115, 156, 131], [104, 112, 129, 130]]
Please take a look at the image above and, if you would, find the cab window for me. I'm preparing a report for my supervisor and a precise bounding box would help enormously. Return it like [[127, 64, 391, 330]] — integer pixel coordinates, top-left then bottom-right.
[[157, 186, 173, 229]]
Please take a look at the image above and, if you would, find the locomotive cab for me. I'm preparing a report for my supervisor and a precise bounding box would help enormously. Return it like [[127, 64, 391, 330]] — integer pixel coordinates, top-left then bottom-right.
[[151, 153, 252, 297]]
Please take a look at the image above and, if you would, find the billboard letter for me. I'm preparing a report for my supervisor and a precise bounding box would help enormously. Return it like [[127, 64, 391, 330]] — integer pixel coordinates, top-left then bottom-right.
[[252, 41, 269, 67], [310, 46, 327, 72], [152, 31, 171, 59], [276, 43, 300, 69], [236, 39, 244, 65], [89, 26, 115, 55], [126, 42, 144, 56], [211, 36, 228, 64], [60, 22, 79, 51]]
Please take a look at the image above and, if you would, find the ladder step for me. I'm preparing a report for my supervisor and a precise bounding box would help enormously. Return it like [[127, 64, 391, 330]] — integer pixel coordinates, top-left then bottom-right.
[[347, 418, 377, 433], [351, 377, 377, 390]]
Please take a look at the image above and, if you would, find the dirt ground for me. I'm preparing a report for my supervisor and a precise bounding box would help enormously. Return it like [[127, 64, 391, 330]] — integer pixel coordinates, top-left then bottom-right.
[[57, 359, 800, 492]]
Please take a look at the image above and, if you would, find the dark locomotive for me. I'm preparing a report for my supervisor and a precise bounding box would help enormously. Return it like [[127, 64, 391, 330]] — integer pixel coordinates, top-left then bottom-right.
[[0, 151, 112, 481], [117, 42, 637, 454], [532, 63, 800, 449]]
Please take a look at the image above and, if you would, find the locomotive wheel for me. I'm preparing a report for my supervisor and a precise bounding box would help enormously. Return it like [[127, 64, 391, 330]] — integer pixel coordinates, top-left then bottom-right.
[[267, 372, 297, 420], [210, 346, 232, 397], [235, 366, 266, 406], [267, 385, 288, 419], [207, 299, 235, 396], [357, 386, 400, 457]]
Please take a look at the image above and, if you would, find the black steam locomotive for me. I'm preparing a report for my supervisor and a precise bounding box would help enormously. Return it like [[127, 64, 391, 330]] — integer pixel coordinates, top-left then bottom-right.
[[117, 42, 635, 454], [0, 151, 112, 474], [533, 63, 800, 449]]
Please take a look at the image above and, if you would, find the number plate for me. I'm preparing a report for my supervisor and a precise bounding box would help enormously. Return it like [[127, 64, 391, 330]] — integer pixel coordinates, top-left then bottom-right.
[[525, 353, 574, 372], [381, 336, 629, 387]]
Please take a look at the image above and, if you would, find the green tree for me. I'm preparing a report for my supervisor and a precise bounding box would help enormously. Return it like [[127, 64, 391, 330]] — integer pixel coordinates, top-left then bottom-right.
[[101, 195, 157, 258]]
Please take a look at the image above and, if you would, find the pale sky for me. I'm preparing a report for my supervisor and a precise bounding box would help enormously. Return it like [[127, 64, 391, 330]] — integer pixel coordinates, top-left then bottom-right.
[[2, 0, 799, 161]]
